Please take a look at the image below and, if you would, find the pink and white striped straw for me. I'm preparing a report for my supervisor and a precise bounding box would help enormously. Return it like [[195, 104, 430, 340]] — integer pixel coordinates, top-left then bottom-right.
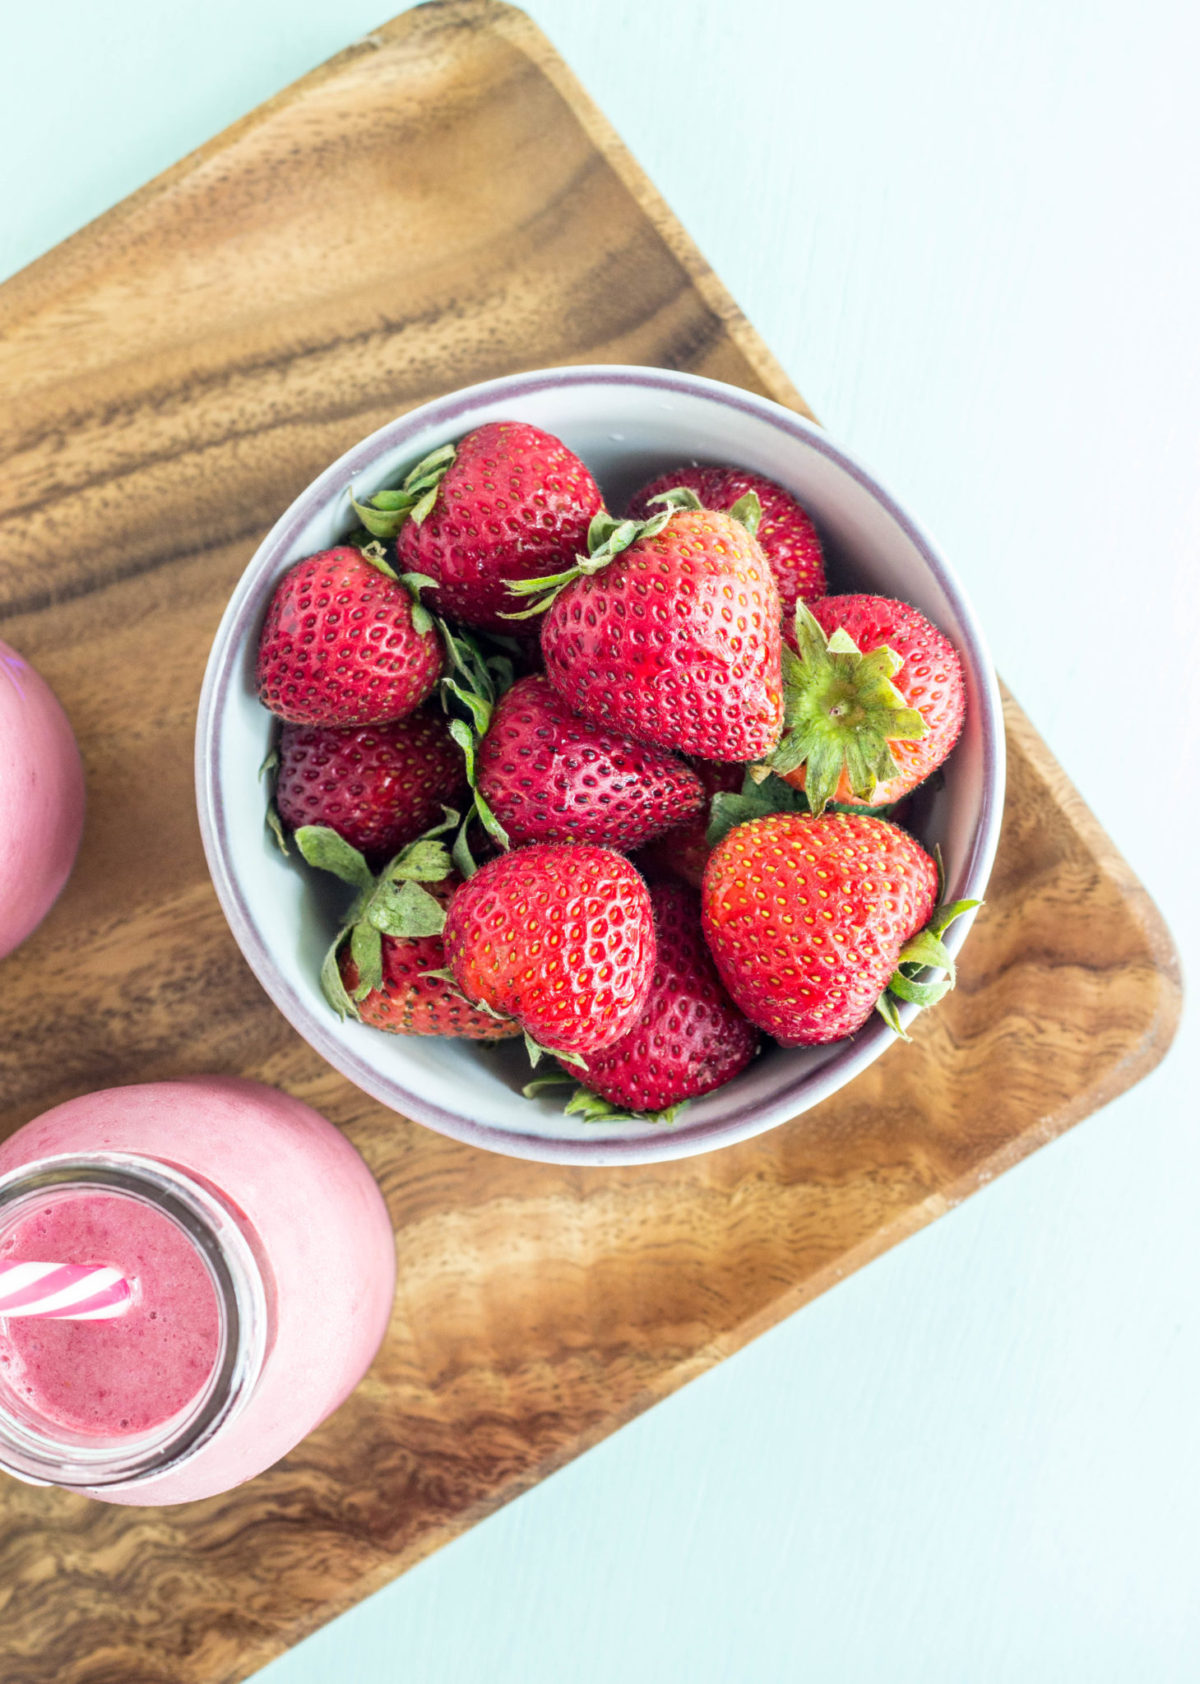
[[0, 1261, 132, 1321]]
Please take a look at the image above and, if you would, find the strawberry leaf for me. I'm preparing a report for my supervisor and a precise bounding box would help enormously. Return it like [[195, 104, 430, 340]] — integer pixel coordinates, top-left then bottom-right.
[[473, 789, 510, 849], [368, 879, 447, 939], [562, 1084, 686, 1127], [409, 485, 439, 525], [928, 897, 980, 940], [443, 675, 492, 738], [348, 442, 456, 538], [294, 825, 374, 890], [727, 489, 762, 536], [877, 895, 982, 1037], [874, 991, 910, 1040], [436, 626, 516, 848], [520, 1065, 683, 1125], [385, 837, 453, 882], [521, 1033, 588, 1072], [708, 767, 900, 850], [320, 930, 360, 1020], [499, 498, 682, 619], [645, 486, 703, 516], [498, 567, 579, 618], [521, 1073, 578, 1099], [448, 716, 478, 780], [895, 926, 956, 982], [451, 807, 481, 879], [265, 799, 289, 856], [349, 920, 384, 999], [302, 816, 458, 1008], [887, 972, 952, 1009], [356, 540, 399, 579], [707, 770, 810, 848]]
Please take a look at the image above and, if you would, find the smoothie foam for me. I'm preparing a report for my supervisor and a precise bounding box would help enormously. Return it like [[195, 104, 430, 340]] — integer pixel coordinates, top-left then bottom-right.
[[0, 1191, 219, 1436]]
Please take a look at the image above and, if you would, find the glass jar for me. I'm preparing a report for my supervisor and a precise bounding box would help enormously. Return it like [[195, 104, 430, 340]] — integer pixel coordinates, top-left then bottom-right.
[[0, 1078, 395, 1505]]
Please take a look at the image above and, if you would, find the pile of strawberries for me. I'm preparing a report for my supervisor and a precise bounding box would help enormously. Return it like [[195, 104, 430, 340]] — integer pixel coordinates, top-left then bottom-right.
[[255, 419, 974, 1124]]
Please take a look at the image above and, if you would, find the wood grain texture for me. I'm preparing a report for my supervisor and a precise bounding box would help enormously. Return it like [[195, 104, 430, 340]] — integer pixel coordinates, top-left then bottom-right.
[[0, 3, 1180, 1680]]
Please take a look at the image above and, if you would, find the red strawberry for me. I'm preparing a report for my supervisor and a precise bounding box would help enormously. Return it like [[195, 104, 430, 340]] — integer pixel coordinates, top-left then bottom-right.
[[274, 710, 468, 868], [636, 758, 744, 888], [338, 877, 517, 1040], [535, 502, 784, 762], [702, 811, 947, 1045], [296, 819, 516, 1039], [442, 843, 656, 1058], [772, 596, 966, 812], [256, 546, 441, 725], [628, 465, 825, 610], [475, 675, 705, 850], [355, 422, 604, 634], [574, 880, 758, 1114]]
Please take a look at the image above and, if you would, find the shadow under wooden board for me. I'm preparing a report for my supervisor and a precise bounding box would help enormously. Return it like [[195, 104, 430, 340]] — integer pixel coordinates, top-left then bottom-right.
[[0, 2, 1181, 1680]]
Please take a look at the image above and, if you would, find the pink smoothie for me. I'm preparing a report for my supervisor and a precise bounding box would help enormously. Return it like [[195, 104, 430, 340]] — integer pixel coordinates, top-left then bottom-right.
[[0, 1078, 396, 1504], [0, 1192, 220, 1436], [0, 638, 86, 959]]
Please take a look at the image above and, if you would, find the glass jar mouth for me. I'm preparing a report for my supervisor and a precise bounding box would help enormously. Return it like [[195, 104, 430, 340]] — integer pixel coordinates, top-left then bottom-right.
[[0, 1153, 270, 1490]]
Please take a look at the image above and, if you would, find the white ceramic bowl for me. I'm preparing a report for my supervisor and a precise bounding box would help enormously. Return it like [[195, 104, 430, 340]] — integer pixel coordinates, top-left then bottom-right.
[[196, 366, 1005, 1165]]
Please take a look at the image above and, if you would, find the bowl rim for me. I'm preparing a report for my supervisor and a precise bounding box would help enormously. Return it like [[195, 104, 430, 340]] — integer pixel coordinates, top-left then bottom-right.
[[195, 364, 1006, 1166]]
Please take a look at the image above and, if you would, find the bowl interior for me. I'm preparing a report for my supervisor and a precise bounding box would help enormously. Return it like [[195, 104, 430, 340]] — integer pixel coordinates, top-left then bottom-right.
[[197, 368, 1004, 1164]]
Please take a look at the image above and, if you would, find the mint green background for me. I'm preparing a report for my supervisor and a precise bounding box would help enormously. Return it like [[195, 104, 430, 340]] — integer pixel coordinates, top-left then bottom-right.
[[4, 3, 1198, 1679]]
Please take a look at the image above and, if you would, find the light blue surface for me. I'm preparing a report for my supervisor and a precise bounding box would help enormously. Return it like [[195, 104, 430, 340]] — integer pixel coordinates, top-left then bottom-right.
[[4, 2, 1198, 1679]]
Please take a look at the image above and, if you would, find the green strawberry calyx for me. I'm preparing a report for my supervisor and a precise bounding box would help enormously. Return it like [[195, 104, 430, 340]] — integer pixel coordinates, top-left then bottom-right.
[[434, 622, 516, 867], [875, 893, 982, 1040], [336, 532, 442, 637], [496, 484, 701, 620], [723, 489, 763, 536], [706, 768, 898, 851], [294, 811, 458, 1019], [348, 442, 456, 541], [500, 485, 764, 620], [761, 603, 928, 815], [520, 1036, 589, 1074], [341, 538, 440, 639], [259, 740, 290, 856], [499, 501, 675, 619], [643, 485, 763, 535], [522, 1071, 682, 1125], [345, 442, 457, 636]]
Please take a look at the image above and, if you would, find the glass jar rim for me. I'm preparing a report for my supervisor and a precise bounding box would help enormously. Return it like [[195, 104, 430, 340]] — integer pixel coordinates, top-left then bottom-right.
[[0, 1152, 270, 1490]]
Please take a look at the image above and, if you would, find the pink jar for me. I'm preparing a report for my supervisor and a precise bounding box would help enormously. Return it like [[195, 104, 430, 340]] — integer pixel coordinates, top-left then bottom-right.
[[0, 1079, 395, 1505], [0, 638, 86, 959]]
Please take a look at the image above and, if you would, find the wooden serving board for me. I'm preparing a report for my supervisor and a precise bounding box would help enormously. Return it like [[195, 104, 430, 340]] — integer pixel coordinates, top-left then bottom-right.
[[0, 3, 1181, 1680]]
